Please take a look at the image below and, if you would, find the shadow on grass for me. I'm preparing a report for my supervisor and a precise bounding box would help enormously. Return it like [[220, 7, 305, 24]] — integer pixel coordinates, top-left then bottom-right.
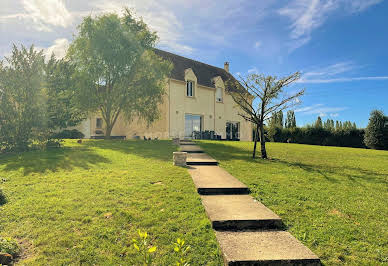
[[0, 146, 111, 176], [82, 139, 177, 162], [198, 141, 388, 186]]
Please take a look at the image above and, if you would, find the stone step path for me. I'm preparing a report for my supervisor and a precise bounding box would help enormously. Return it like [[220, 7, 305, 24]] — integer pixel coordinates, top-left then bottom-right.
[[180, 140, 321, 265], [201, 195, 283, 230], [188, 165, 249, 195], [186, 153, 218, 166], [179, 144, 204, 153]]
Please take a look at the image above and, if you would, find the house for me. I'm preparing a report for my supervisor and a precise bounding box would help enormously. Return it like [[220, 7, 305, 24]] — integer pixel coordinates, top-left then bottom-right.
[[75, 49, 252, 141]]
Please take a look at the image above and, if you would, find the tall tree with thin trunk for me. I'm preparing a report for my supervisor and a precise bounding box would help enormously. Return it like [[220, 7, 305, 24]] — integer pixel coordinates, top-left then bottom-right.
[[68, 9, 172, 138], [226, 73, 305, 159]]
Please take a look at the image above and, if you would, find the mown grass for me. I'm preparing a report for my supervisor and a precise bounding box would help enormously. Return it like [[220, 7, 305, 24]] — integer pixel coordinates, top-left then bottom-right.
[[197, 141, 388, 265], [0, 140, 221, 265]]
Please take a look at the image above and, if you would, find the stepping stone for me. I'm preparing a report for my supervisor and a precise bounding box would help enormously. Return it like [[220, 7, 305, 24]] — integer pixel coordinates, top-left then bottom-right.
[[201, 195, 283, 230], [180, 145, 204, 153], [187, 166, 249, 194], [180, 140, 195, 145], [216, 231, 321, 265], [186, 153, 218, 166]]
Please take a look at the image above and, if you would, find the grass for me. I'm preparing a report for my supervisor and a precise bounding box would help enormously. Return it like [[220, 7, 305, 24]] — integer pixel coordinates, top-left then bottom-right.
[[0, 140, 222, 265], [197, 140, 388, 265]]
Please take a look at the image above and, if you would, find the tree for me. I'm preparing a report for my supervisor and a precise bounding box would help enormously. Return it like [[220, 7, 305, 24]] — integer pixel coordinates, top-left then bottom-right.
[[315, 116, 323, 128], [68, 9, 172, 138], [364, 110, 387, 150], [0, 45, 46, 151], [45, 55, 86, 130], [226, 72, 305, 159], [285, 110, 296, 128]]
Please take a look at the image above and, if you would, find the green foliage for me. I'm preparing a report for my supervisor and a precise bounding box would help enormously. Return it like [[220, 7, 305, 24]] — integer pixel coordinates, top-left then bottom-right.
[[0, 188, 6, 205], [364, 110, 388, 150], [314, 116, 323, 128], [45, 55, 86, 130], [268, 111, 285, 141], [68, 9, 172, 138], [0, 237, 20, 257], [268, 126, 365, 148], [285, 110, 296, 128], [52, 129, 85, 139], [132, 230, 157, 265], [174, 238, 190, 266], [0, 45, 46, 152]]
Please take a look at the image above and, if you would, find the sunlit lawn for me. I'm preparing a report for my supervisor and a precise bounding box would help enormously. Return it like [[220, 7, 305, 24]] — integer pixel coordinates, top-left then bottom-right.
[[198, 140, 388, 265], [0, 140, 221, 265]]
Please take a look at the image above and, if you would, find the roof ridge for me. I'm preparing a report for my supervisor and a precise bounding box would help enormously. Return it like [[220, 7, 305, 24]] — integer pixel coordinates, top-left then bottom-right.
[[153, 48, 229, 74]]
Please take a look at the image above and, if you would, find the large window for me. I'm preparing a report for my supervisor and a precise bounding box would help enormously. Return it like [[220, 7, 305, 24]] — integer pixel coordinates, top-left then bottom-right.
[[216, 87, 223, 102], [226, 122, 240, 140], [186, 81, 194, 97]]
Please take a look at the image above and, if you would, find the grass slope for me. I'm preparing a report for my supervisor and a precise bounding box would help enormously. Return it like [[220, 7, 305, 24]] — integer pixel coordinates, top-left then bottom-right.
[[198, 141, 388, 265], [0, 140, 221, 265]]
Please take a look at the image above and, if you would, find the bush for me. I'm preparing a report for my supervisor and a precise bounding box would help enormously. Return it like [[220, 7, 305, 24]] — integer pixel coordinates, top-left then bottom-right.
[[270, 127, 365, 148], [52, 129, 84, 139], [0, 237, 20, 257], [0, 188, 6, 205], [364, 110, 388, 150]]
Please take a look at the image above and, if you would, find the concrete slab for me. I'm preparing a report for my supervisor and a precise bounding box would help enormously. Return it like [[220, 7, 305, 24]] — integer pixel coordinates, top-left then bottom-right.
[[216, 231, 321, 265], [180, 140, 195, 145], [201, 195, 283, 230], [180, 145, 204, 153], [187, 166, 249, 195], [186, 153, 218, 166]]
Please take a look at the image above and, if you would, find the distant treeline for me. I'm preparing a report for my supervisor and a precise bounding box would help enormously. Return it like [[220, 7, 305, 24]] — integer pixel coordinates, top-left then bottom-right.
[[256, 110, 388, 149]]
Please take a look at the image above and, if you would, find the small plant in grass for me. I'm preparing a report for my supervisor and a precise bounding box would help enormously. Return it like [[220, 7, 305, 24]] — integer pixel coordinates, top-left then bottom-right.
[[174, 238, 190, 266], [132, 230, 157, 265], [0, 188, 6, 205], [0, 237, 20, 258]]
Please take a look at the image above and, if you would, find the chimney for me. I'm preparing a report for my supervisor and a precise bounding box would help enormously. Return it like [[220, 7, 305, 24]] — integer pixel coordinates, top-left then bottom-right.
[[224, 62, 229, 72]]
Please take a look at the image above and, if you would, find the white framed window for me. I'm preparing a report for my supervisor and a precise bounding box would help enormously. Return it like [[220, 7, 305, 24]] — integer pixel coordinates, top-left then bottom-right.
[[216, 87, 223, 102], [186, 81, 194, 97]]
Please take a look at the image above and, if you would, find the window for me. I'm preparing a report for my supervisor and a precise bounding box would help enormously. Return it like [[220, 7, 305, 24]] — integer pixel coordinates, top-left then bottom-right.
[[216, 87, 223, 102], [96, 118, 103, 129], [186, 81, 194, 97]]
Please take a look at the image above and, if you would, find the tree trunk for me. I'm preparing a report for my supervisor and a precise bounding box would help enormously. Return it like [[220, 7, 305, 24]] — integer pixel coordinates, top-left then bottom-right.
[[252, 125, 259, 159], [105, 123, 113, 139], [259, 123, 267, 159]]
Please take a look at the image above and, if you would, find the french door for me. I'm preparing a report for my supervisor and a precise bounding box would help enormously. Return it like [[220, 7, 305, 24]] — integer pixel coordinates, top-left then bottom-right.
[[185, 114, 202, 138], [226, 122, 240, 140]]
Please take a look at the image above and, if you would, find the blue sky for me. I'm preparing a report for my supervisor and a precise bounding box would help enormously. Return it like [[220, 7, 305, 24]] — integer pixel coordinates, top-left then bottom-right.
[[1, 0, 387, 127]]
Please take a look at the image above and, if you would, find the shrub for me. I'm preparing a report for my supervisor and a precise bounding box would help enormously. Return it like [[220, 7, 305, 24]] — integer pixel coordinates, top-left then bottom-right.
[[52, 129, 84, 139], [0, 237, 20, 257], [0, 188, 6, 205], [364, 110, 388, 150]]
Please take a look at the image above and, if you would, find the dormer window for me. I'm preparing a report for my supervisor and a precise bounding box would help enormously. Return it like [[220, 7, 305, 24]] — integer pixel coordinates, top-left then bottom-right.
[[216, 87, 223, 102], [186, 81, 194, 97]]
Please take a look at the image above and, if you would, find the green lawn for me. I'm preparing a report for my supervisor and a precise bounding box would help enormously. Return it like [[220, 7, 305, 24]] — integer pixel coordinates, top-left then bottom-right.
[[0, 140, 222, 265], [197, 140, 388, 265]]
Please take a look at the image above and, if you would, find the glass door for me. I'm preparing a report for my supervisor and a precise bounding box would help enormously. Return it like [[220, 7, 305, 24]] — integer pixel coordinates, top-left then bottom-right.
[[185, 114, 202, 138], [226, 122, 240, 140]]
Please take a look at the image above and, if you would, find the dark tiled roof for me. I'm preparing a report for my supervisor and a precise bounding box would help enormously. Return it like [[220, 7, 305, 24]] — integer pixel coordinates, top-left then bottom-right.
[[154, 48, 236, 89]]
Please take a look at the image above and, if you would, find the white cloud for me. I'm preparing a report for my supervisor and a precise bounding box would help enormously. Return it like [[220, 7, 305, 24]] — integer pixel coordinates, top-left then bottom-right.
[[22, 0, 73, 31], [279, 0, 383, 52], [254, 41, 262, 48], [298, 61, 388, 83], [295, 103, 347, 117], [43, 38, 70, 60], [330, 113, 339, 117], [248, 67, 259, 74]]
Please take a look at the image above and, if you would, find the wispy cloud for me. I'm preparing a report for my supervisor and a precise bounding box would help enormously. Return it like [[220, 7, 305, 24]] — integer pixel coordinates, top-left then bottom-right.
[[295, 103, 347, 117], [254, 41, 262, 48], [298, 61, 388, 83], [278, 0, 383, 52], [247, 67, 259, 74]]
